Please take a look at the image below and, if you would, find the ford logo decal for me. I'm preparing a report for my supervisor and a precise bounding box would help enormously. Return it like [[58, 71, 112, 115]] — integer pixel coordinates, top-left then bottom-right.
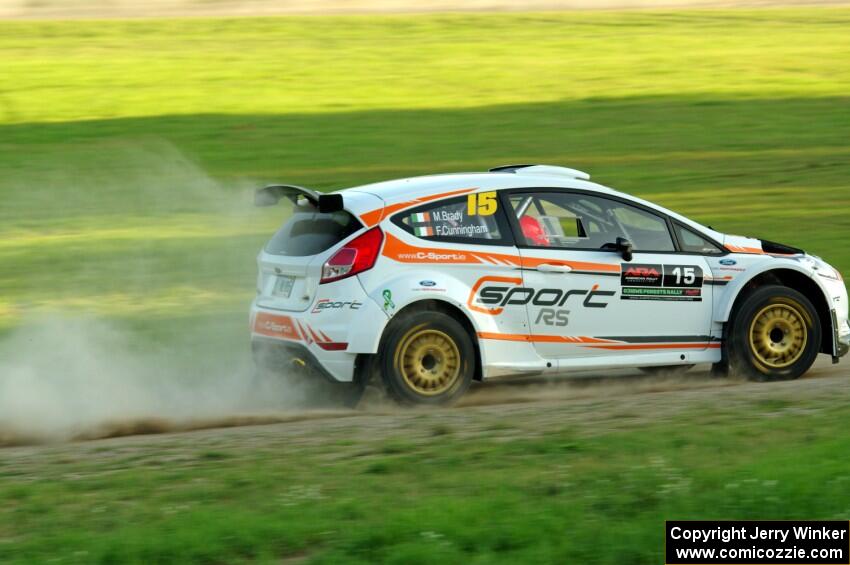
[[719, 259, 737, 266], [420, 280, 437, 287]]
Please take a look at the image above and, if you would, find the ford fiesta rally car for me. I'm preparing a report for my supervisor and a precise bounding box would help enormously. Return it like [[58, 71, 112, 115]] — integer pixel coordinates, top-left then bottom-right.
[[250, 165, 849, 405]]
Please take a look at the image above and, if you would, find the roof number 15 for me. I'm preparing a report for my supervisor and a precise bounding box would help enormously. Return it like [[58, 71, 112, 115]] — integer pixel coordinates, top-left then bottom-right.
[[467, 192, 498, 216]]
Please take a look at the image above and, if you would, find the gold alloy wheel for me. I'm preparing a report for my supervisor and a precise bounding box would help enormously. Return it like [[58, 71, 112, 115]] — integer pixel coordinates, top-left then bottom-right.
[[396, 327, 461, 396], [748, 300, 809, 369]]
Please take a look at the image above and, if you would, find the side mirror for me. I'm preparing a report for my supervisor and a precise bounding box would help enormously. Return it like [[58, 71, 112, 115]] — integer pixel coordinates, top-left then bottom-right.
[[616, 237, 634, 262]]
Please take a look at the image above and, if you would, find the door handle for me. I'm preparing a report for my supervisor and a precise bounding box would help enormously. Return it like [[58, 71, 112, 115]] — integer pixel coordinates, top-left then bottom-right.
[[535, 263, 573, 274]]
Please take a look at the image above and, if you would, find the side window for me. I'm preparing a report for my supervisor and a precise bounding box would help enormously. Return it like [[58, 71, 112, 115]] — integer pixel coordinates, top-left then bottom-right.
[[393, 193, 510, 245], [510, 191, 675, 252], [675, 223, 724, 254], [609, 203, 675, 252]]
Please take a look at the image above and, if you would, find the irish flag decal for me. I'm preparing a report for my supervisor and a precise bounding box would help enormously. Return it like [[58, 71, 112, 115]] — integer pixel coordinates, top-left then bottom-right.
[[411, 212, 434, 236]]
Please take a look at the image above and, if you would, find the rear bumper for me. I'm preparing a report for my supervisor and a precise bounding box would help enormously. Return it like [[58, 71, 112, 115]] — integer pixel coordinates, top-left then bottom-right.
[[249, 312, 358, 382], [249, 296, 387, 382], [252, 337, 341, 383]]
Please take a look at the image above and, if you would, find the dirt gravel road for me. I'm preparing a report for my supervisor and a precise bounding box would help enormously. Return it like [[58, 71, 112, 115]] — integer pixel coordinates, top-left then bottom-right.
[[1, 356, 846, 457]]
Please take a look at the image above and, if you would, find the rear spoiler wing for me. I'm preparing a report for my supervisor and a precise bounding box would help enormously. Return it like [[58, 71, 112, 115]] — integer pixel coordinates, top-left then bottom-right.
[[254, 184, 344, 213]]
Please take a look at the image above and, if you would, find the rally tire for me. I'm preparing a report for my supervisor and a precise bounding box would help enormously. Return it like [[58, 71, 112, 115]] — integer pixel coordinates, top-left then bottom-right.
[[727, 285, 821, 381], [380, 311, 475, 405]]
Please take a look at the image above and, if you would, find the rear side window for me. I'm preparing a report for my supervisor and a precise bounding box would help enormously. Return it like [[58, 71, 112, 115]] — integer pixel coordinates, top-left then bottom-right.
[[392, 193, 512, 245], [265, 200, 361, 257]]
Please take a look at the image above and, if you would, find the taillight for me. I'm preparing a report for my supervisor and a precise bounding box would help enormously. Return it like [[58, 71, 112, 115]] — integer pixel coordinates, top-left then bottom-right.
[[320, 227, 383, 284]]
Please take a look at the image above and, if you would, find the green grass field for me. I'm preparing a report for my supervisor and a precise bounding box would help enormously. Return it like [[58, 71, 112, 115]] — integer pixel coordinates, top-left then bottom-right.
[[1, 8, 850, 563]]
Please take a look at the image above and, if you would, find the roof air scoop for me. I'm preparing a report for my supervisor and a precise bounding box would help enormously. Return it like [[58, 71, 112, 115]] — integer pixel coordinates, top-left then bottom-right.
[[488, 164, 590, 180]]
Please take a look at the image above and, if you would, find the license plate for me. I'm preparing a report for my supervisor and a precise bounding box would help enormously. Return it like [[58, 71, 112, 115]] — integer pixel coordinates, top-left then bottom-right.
[[273, 275, 295, 298]]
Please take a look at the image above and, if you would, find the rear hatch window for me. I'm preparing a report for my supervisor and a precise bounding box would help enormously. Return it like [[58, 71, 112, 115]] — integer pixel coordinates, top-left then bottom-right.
[[257, 198, 364, 312], [265, 202, 362, 256]]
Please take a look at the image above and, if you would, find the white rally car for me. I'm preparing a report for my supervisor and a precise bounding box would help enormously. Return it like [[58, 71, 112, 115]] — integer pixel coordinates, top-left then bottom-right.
[[250, 165, 849, 405]]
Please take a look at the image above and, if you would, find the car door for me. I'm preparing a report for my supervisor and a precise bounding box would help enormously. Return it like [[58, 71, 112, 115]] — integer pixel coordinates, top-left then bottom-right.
[[504, 188, 714, 362]]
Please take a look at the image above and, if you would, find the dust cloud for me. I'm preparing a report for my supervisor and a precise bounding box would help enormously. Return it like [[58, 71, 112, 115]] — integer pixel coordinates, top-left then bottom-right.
[[0, 316, 350, 446], [0, 140, 348, 447]]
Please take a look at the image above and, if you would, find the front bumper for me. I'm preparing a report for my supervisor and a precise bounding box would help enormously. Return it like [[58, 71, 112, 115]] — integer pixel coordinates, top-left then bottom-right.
[[838, 332, 850, 359], [830, 306, 849, 361]]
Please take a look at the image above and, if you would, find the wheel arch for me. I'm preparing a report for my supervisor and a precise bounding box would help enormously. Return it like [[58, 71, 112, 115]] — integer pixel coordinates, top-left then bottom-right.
[[379, 297, 484, 382], [720, 266, 834, 355]]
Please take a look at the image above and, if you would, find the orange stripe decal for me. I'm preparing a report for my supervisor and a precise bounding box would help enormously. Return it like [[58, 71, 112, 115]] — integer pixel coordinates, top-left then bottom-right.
[[477, 332, 721, 350], [725, 244, 765, 255], [583, 343, 721, 350], [296, 320, 311, 344], [382, 233, 619, 276], [383, 233, 480, 264], [254, 313, 301, 341], [307, 325, 324, 344], [725, 245, 796, 258], [360, 187, 477, 227], [477, 331, 530, 342], [476, 332, 622, 344]]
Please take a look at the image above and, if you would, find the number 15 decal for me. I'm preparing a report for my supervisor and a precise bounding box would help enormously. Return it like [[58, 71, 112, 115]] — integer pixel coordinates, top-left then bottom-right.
[[663, 265, 703, 288], [467, 192, 498, 216]]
